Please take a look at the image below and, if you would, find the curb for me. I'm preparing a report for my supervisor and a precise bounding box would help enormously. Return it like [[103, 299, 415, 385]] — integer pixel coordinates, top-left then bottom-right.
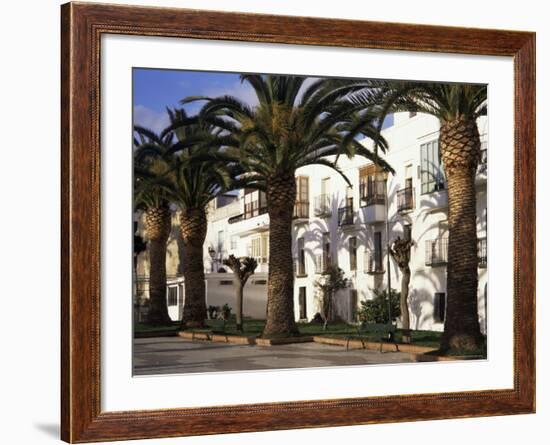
[[312, 336, 436, 354]]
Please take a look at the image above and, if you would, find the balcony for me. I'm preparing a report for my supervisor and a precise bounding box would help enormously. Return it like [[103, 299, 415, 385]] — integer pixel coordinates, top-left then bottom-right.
[[228, 213, 244, 224], [478, 237, 487, 268], [364, 251, 384, 274], [294, 258, 307, 277], [245, 203, 268, 220], [314, 194, 331, 217], [425, 237, 448, 266], [228, 202, 267, 225], [338, 205, 354, 226], [397, 187, 415, 212], [425, 237, 487, 267], [293, 201, 309, 221], [360, 181, 385, 207], [479, 145, 487, 173], [476, 142, 487, 185], [360, 181, 386, 224], [314, 254, 332, 274]]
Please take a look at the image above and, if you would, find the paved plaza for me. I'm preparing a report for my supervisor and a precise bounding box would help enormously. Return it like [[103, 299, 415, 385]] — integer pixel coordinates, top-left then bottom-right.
[[133, 337, 416, 375]]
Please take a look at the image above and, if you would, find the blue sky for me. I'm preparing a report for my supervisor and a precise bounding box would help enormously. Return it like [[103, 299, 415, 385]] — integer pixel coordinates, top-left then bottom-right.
[[133, 68, 259, 133], [133, 68, 393, 133]]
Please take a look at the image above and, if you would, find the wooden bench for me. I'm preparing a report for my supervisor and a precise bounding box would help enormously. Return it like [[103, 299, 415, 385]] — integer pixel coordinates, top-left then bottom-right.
[[346, 323, 399, 352], [186, 318, 227, 341]]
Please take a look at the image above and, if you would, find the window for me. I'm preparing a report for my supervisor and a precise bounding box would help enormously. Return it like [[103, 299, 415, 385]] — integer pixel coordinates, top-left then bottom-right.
[[244, 189, 266, 219], [359, 164, 385, 206], [250, 235, 269, 263], [217, 230, 225, 255], [397, 169, 414, 212], [294, 176, 309, 218], [434, 292, 446, 323], [321, 177, 330, 196], [409, 111, 417, 118], [296, 176, 309, 203], [322, 232, 331, 270], [230, 236, 237, 250], [297, 237, 306, 276], [420, 140, 445, 194], [404, 224, 412, 241], [349, 236, 357, 271], [167, 286, 178, 306], [299, 287, 307, 320], [315, 177, 331, 216]]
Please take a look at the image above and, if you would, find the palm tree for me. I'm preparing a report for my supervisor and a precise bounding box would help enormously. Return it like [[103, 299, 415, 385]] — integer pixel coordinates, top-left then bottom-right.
[[182, 75, 391, 337], [166, 109, 243, 329], [341, 81, 486, 352], [223, 255, 258, 332], [133, 126, 176, 325]]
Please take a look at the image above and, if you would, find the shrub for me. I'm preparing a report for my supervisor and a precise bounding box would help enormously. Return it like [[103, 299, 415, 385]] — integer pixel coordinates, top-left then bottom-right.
[[207, 305, 220, 320], [357, 288, 401, 324], [220, 303, 232, 321]]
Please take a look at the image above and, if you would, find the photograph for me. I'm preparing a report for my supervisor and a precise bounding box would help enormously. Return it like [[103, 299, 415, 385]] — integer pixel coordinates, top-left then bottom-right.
[[132, 69, 488, 376]]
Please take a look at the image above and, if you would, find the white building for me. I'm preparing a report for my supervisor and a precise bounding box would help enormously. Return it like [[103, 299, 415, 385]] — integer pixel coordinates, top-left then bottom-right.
[[136, 111, 488, 333]]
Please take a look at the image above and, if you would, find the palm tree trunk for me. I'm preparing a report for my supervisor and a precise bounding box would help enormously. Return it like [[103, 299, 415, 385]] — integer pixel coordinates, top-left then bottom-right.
[[263, 174, 299, 337], [439, 118, 483, 352], [400, 266, 411, 343], [179, 207, 207, 329], [145, 207, 171, 325], [236, 282, 244, 332]]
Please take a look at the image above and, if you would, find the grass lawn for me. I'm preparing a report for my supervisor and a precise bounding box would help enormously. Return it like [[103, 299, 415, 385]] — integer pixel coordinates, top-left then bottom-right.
[[134, 321, 180, 335], [135, 319, 443, 349], [134, 318, 487, 357]]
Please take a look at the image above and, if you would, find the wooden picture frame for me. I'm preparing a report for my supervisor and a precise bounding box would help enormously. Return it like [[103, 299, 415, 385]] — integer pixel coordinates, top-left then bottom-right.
[[61, 2, 535, 442]]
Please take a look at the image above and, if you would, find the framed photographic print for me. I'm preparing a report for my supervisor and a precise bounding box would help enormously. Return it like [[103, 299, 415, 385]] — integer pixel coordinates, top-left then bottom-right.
[[61, 2, 535, 442]]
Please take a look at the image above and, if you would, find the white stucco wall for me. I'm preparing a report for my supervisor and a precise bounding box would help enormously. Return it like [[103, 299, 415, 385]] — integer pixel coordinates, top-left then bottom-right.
[[136, 111, 488, 331]]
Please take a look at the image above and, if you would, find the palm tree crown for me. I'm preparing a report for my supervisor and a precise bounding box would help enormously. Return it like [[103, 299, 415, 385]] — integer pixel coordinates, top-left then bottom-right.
[[182, 74, 392, 337], [339, 80, 487, 352]]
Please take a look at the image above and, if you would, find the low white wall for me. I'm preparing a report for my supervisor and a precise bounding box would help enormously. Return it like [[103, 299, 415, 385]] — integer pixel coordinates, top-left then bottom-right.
[[205, 272, 268, 319]]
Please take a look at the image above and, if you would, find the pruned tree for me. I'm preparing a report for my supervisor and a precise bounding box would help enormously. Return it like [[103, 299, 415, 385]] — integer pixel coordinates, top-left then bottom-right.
[[314, 265, 349, 331], [389, 236, 414, 342], [222, 255, 258, 332]]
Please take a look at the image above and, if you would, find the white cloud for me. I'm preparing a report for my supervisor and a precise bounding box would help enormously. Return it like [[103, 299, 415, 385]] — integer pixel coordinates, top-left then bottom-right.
[[133, 104, 170, 134]]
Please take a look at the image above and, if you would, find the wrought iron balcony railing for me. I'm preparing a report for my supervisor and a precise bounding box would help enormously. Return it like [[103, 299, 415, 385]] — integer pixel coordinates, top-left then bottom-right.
[[478, 237, 487, 268], [338, 205, 354, 226], [314, 254, 332, 274], [478, 145, 488, 174], [227, 213, 244, 224], [360, 181, 385, 207], [425, 237, 448, 266], [244, 203, 268, 220], [396, 186, 414, 212], [228, 202, 267, 224], [314, 194, 331, 216], [425, 237, 488, 267], [364, 250, 385, 274]]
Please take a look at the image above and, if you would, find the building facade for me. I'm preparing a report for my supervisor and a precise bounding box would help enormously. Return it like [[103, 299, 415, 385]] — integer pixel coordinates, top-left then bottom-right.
[[135, 111, 488, 333]]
